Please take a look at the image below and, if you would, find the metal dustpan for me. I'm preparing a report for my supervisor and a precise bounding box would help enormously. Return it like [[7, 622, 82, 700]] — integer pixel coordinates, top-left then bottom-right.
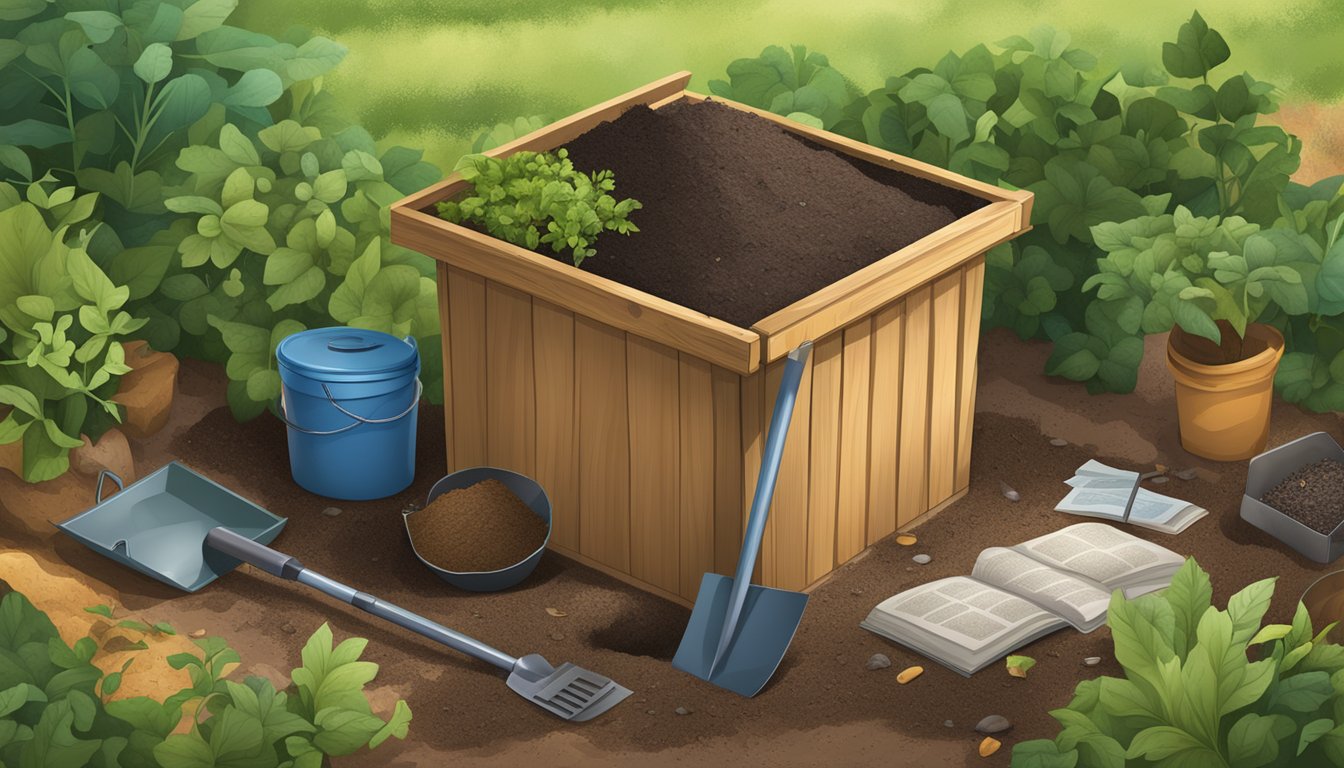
[[673, 341, 811, 697], [58, 462, 631, 722]]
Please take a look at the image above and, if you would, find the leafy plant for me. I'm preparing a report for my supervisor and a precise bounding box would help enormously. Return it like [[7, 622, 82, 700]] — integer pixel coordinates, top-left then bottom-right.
[[471, 115, 549, 153], [0, 196, 145, 481], [1012, 558, 1344, 767], [709, 44, 858, 129], [438, 148, 641, 267], [0, 589, 410, 768]]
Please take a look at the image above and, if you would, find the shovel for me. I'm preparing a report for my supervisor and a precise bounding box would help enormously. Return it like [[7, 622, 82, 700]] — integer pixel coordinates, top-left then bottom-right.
[[673, 340, 812, 697], [57, 464, 630, 722]]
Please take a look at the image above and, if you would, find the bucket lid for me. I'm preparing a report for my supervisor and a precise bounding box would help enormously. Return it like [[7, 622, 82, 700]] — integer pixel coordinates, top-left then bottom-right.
[[276, 327, 418, 380]]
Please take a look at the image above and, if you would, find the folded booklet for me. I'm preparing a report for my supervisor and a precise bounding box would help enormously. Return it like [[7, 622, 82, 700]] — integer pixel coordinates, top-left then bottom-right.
[[860, 522, 1184, 676], [1056, 460, 1206, 534]]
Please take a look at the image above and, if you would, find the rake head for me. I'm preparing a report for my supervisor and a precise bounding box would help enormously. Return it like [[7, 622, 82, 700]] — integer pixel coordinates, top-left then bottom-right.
[[506, 654, 632, 721]]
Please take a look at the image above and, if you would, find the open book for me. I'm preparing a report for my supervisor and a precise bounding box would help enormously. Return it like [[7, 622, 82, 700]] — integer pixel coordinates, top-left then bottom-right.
[[860, 522, 1184, 676], [1056, 460, 1206, 534]]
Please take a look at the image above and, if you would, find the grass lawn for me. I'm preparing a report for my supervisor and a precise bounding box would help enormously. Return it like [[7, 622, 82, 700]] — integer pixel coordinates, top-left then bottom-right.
[[234, 0, 1344, 172]]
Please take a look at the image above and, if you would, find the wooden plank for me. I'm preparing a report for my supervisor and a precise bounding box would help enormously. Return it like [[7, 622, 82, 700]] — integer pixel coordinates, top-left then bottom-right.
[[751, 201, 1024, 364], [740, 369, 765, 584], [928, 272, 962, 506], [955, 257, 987, 491], [679, 355, 715, 600], [484, 281, 535, 475], [434, 262, 455, 471], [447, 267, 487, 468], [627, 335, 681, 594], [867, 302, 903, 544], [712, 367, 743, 576], [548, 545, 692, 609], [898, 286, 932, 527], [575, 317, 630, 572], [393, 72, 693, 212], [391, 209, 760, 375], [806, 333, 843, 584], [836, 319, 872, 564], [769, 344, 813, 591], [533, 299, 579, 552]]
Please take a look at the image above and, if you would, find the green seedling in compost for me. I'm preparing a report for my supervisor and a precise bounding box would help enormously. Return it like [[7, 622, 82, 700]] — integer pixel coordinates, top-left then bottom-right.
[[437, 148, 641, 267]]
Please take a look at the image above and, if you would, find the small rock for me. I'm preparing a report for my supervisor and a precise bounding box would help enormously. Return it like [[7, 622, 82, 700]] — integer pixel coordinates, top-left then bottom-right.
[[1174, 468, 1197, 481], [798, 201, 807, 207], [281, 623, 296, 635], [549, 632, 564, 641], [895, 533, 918, 546], [976, 715, 1012, 734], [371, 556, 380, 563], [189, 629, 206, 639], [675, 706, 691, 716], [1150, 476, 1169, 485], [850, 588, 863, 596], [646, 709, 657, 716], [1049, 438, 1068, 447], [545, 607, 568, 617], [322, 506, 342, 517], [944, 720, 954, 728], [913, 554, 932, 565], [1083, 656, 1102, 666], [1000, 481, 1021, 502], [865, 653, 892, 671]]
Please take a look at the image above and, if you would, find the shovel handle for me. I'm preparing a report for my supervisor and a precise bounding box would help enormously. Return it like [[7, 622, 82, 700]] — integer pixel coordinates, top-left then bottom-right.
[[206, 528, 303, 579]]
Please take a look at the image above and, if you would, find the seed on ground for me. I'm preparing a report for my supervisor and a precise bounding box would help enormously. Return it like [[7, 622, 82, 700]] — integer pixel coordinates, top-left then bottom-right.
[[189, 629, 206, 639], [1084, 656, 1102, 666], [896, 533, 918, 546], [675, 706, 691, 716], [979, 737, 1001, 757], [1175, 468, 1198, 481], [322, 506, 342, 517], [1049, 438, 1068, 447], [944, 720, 954, 728], [1001, 482, 1020, 502], [897, 666, 923, 684], [913, 554, 932, 565], [1150, 476, 1169, 485], [865, 653, 892, 671]]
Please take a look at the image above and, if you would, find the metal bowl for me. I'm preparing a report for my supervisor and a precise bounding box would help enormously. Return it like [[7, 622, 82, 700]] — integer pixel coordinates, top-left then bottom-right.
[[404, 467, 551, 592], [1302, 570, 1344, 634]]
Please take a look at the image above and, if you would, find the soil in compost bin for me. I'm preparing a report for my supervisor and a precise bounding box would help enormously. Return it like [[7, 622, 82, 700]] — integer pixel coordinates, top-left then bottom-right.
[[1261, 458, 1344, 534], [405, 479, 548, 571], [550, 100, 986, 328]]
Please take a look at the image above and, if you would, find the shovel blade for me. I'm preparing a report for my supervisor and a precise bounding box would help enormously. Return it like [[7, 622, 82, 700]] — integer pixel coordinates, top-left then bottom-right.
[[672, 573, 808, 697]]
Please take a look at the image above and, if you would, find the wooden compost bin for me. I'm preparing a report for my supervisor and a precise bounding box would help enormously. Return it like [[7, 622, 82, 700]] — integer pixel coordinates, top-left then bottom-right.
[[390, 72, 1033, 607]]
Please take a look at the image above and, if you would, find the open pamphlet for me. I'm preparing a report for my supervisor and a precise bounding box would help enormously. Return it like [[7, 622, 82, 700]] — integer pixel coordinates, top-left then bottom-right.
[[860, 522, 1184, 676], [1055, 460, 1206, 534]]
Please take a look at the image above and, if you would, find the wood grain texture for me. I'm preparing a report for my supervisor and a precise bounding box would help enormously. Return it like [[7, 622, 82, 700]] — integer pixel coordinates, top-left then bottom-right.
[[898, 286, 932, 528], [740, 369, 766, 584], [447, 267, 487, 468], [712, 366, 743, 576], [768, 350, 813, 591], [484, 281, 535, 476], [434, 262, 455, 470], [867, 302, 903, 543], [678, 355, 715, 600], [806, 333, 843, 584], [956, 258, 987, 492], [627, 335, 682, 594], [575, 317, 630, 571], [533, 299, 579, 551], [836, 319, 873, 564], [928, 272, 962, 506]]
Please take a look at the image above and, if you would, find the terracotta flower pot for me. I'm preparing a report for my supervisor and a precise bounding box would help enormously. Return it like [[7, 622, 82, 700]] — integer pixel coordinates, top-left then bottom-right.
[[1166, 321, 1284, 461], [113, 340, 179, 439]]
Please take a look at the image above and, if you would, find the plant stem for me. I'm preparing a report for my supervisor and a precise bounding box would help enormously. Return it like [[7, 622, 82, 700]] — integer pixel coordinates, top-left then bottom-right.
[[63, 82, 78, 175]]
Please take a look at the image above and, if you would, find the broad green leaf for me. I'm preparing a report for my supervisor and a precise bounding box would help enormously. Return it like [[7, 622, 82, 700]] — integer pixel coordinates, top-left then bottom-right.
[[64, 11, 122, 44], [220, 199, 275, 254], [176, 0, 237, 41], [66, 48, 120, 110], [1010, 739, 1079, 768], [223, 67, 282, 107], [1162, 11, 1231, 79], [1226, 712, 1293, 768], [154, 73, 212, 135], [133, 43, 173, 84], [1228, 578, 1277, 645], [1301, 718, 1334, 756], [1163, 558, 1213, 660], [312, 169, 347, 204], [0, 119, 72, 149], [218, 123, 260, 166], [312, 707, 384, 756], [368, 699, 412, 749], [0, 0, 47, 22], [258, 120, 321, 153]]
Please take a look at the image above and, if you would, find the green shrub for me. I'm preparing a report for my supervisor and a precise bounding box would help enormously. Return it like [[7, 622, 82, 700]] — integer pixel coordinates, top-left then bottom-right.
[[709, 45, 859, 130], [1013, 559, 1344, 767], [438, 148, 640, 267], [0, 193, 144, 481], [0, 590, 410, 768]]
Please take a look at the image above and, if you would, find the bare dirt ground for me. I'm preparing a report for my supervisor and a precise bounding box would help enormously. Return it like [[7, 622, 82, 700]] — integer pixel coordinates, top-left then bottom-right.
[[1279, 100, 1344, 186]]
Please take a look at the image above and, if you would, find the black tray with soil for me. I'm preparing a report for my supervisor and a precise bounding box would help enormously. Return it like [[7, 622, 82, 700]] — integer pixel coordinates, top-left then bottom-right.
[[1242, 431, 1344, 564]]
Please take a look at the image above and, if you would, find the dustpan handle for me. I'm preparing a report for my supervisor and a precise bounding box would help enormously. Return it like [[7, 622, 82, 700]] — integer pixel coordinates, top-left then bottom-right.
[[96, 470, 123, 504]]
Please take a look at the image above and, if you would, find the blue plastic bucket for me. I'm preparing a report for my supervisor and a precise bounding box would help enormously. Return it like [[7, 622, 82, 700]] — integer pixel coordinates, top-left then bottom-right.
[[276, 327, 421, 500]]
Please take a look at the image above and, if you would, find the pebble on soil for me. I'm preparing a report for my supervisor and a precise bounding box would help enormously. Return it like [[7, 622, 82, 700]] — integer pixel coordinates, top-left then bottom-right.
[[975, 715, 1012, 734], [865, 653, 892, 671], [912, 554, 932, 565]]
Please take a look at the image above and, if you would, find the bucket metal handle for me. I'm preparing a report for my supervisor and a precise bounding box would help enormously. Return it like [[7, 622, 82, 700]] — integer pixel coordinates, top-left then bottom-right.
[[96, 470, 123, 504], [277, 378, 423, 435]]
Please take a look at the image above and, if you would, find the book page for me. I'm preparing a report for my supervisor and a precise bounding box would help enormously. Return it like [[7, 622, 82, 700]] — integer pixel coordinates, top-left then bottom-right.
[[1014, 522, 1183, 589], [869, 577, 1056, 652], [971, 547, 1111, 630], [1056, 487, 1189, 527]]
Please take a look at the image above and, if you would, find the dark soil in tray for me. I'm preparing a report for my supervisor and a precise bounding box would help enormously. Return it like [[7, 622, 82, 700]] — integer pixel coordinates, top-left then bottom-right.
[[546, 100, 983, 328], [1261, 458, 1344, 534], [406, 478, 548, 571]]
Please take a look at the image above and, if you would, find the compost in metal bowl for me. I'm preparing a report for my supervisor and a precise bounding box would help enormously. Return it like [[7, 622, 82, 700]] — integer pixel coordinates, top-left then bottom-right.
[[407, 479, 548, 572]]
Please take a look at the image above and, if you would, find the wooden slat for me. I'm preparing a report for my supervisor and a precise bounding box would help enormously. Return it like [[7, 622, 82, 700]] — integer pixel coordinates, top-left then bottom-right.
[[533, 299, 579, 551], [712, 367, 743, 576], [575, 317, 630, 571], [447, 267, 487, 468], [867, 302, 903, 543], [548, 545, 692, 609], [393, 72, 693, 211], [627, 335, 681, 594], [434, 262, 455, 470], [740, 369, 766, 584], [678, 355, 715, 599], [751, 201, 1024, 364], [928, 273, 962, 506], [392, 210, 760, 375], [806, 333, 843, 584], [768, 349, 813, 591], [484, 281, 535, 475], [898, 287, 932, 527], [956, 258, 987, 491], [836, 320, 872, 564]]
